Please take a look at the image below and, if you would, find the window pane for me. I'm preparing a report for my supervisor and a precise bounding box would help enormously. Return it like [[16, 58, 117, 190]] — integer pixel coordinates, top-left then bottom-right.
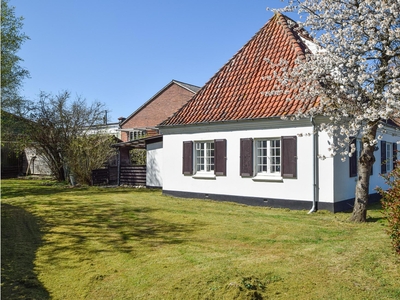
[[256, 139, 281, 175], [195, 141, 215, 173], [386, 143, 393, 172]]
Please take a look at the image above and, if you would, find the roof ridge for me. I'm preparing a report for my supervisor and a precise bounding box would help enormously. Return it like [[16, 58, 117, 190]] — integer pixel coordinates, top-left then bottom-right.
[[275, 14, 307, 60], [159, 13, 318, 127]]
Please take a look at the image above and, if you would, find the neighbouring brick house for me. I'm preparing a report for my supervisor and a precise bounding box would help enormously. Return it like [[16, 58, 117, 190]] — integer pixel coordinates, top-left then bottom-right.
[[119, 80, 201, 142], [109, 80, 201, 187]]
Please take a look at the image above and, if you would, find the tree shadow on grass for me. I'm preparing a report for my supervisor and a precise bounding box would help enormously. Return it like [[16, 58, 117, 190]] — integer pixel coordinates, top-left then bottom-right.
[[0, 178, 134, 199], [34, 199, 203, 267], [339, 201, 385, 223], [1, 203, 50, 299]]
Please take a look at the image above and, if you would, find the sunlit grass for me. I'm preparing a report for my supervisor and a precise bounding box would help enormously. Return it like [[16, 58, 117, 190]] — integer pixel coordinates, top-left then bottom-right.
[[2, 178, 400, 299]]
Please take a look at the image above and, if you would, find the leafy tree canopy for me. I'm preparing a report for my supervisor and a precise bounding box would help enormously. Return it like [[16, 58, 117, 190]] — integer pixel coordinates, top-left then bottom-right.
[[1, 0, 30, 113]]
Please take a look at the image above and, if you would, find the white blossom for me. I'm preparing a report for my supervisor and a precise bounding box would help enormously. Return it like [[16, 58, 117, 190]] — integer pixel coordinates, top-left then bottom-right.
[[265, 0, 400, 156]]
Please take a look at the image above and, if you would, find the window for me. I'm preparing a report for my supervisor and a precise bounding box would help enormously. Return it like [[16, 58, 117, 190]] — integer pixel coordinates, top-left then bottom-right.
[[349, 138, 374, 177], [182, 139, 226, 176], [240, 136, 297, 179], [196, 141, 214, 173], [386, 142, 393, 173], [255, 139, 281, 175], [381, 141, 397, 174], [129, 130, 146, 141], [349, 138, 358, 177]]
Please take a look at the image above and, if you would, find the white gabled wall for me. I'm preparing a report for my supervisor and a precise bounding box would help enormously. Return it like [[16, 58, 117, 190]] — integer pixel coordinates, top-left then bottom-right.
[[317, 130, 335, 203], [160, 120, 399, 208], [333, 126, 400, 202], [146, 141, 163, 188], [161, 119, 336, 205]]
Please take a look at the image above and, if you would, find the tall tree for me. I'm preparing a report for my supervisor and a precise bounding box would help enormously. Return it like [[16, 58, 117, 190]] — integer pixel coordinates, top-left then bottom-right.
[[28, 91, 110, 182], [267, 0, 400, 221], [1, 0, 30, 113]]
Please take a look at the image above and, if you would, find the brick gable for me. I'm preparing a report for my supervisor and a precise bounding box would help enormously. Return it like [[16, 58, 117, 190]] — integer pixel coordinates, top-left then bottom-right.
[[120, 80, 199, 141]]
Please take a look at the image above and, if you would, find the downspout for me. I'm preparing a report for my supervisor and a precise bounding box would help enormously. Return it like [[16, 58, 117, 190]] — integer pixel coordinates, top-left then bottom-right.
[[309, 117, 319, 213]]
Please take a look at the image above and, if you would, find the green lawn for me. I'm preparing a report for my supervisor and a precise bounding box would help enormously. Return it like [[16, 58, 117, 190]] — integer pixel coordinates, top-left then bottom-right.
[[1, 178, 399, 299]]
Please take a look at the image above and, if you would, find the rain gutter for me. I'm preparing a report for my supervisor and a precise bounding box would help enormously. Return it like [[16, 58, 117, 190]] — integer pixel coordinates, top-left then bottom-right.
[[309, 117, 319, 213]]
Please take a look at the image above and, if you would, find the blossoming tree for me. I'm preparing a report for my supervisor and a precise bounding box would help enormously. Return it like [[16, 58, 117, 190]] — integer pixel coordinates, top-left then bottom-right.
[[267, 0, 400, 222]]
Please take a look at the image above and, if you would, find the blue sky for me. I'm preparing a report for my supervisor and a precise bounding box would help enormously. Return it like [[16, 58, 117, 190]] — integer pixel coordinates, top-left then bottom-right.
[[12, 0, 295, 123]]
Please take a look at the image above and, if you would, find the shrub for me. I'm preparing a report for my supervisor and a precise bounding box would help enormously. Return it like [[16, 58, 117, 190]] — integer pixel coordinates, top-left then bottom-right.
[[378, 162, 400, 255], [67, 135, 117, 185], [130, 149, 146, 165]]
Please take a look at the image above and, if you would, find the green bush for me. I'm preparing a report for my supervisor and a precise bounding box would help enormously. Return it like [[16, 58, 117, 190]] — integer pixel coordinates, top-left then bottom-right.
[[130, 149, 146, 165], [67, 135, 116, 185], [378, 162, 400, 255]]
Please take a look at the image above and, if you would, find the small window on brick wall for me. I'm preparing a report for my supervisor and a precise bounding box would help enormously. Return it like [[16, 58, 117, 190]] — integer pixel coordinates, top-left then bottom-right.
[[129, 130, 146, 141]]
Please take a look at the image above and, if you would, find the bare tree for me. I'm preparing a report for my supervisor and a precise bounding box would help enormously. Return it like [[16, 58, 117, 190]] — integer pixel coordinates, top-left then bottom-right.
[[28, 91, 109, 182]]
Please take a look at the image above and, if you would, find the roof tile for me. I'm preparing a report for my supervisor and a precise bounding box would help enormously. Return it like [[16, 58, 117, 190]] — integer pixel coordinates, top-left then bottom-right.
[[161, 13, 318, 126]]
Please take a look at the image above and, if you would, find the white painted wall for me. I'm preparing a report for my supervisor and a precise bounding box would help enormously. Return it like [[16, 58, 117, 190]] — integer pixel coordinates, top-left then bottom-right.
[[146, 141, 163, 187], [161, 119, 338, 205], [317, 130, 335, 203], [333, 125, 400, 202], [160, 119, 399, 207], [24, 148, 52, 175]]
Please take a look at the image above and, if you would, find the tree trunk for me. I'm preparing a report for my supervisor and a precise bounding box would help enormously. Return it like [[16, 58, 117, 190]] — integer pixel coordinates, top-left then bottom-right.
[[55, 165, 65, 182], [350, 123, 378, 222]]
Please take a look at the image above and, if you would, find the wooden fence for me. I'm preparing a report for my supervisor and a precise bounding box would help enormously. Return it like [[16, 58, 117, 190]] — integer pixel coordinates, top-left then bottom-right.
[[1, 166, 20, 179], [119, 165, 146, 186], [91, 165, 146, 186]]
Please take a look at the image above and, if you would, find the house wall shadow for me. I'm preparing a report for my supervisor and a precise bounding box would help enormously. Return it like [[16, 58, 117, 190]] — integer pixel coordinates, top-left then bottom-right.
[[1, 203, 50, 299]]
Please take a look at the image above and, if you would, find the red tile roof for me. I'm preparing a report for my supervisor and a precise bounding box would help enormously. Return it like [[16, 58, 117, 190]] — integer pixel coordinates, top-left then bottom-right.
[[160, 13, 318, 126]]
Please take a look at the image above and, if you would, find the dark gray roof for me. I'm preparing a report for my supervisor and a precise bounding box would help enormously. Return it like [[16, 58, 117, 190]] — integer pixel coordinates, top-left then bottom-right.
[[173, 80, 202, 93]]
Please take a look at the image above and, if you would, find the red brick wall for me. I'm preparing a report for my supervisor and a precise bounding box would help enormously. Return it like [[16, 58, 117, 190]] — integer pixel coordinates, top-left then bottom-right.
[[120, 83, 195, 142]]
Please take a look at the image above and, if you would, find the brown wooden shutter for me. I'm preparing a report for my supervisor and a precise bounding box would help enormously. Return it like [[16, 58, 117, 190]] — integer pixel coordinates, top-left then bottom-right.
[[240, 138, 253, 176], [281, 136, 297, 178], [182, 141, 193, 175], [349, 138, 357, 177], [381, 141, 386, 174], [214, 139, 227, 176], [393, 143, 397, 170]]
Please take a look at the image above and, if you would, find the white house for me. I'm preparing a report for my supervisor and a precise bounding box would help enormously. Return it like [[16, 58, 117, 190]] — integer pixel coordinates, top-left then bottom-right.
[[157, 13, 399, 212]]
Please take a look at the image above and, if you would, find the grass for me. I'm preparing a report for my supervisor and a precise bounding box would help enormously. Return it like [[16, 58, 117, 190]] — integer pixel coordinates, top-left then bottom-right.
[[1, 178, 400, 299]]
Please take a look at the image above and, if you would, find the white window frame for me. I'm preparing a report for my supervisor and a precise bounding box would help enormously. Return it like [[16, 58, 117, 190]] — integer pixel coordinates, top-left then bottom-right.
[[129, 130, 146, 141], [254, 138, 281, 179], [397, 143, 400, 161], [194, 141, 215, 175]]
